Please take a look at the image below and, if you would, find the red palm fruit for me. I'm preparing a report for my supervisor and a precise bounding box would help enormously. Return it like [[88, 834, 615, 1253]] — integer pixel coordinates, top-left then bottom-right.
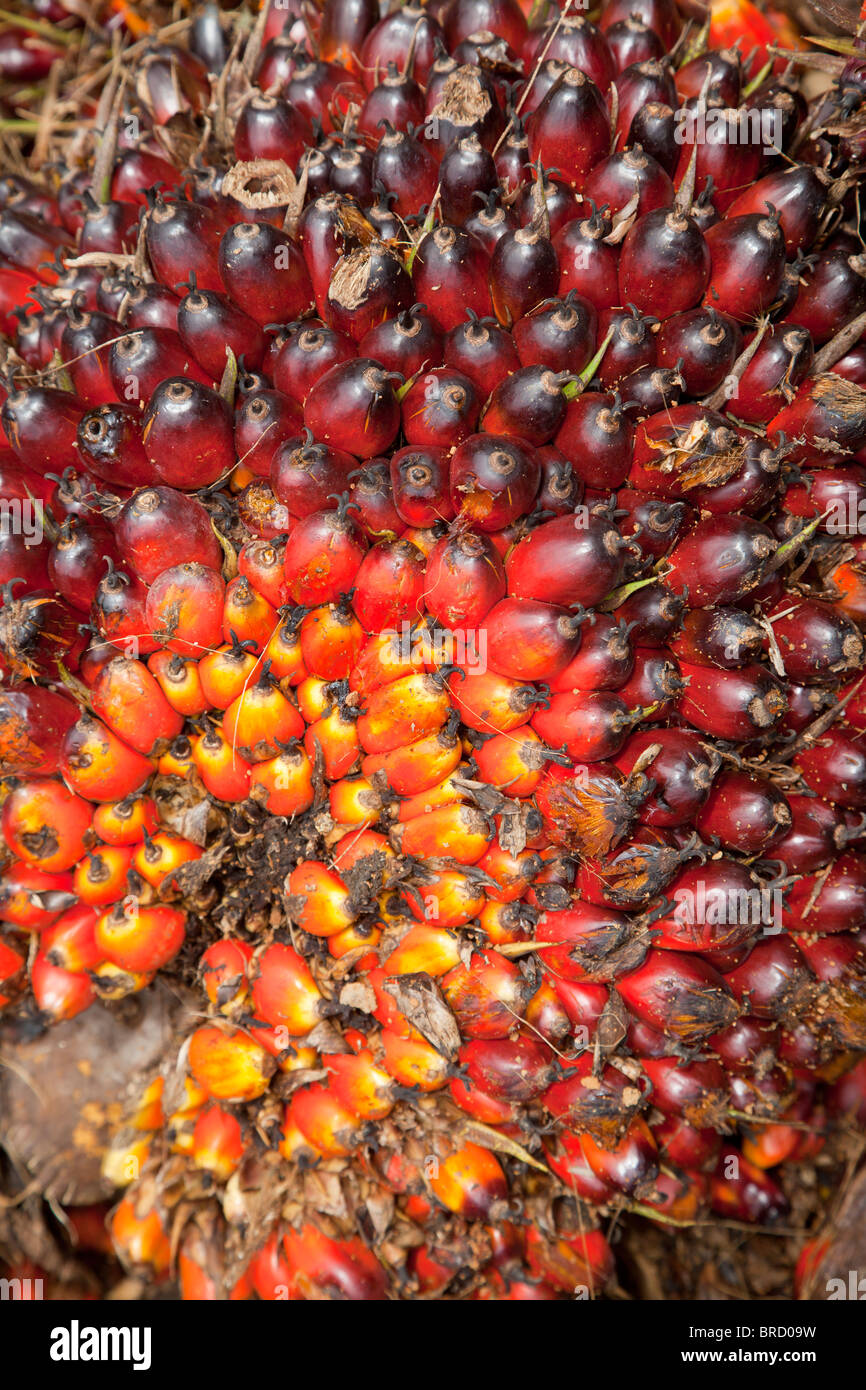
[[61, 714, 153, 803], [233, 92, 312, 166], [703, 213, 785, 322], [177, 285, 265, 378], [188, 1026, 275, 1103], [655, 307, 741, 396], [272, 430, 356, 516], [537, 899, 632, 981], [488, 213, 560, 329], [218, 222, 313, 327], [31, 952, 95, 1021], [0, 687, 79, 778], [250, 741, 315, 815], [449, 434, 541, 531], [356, 58, 425, 134], [544, 1131, 617, 1202], [579, 1119, 659, 1198], [769, 374, 866, 468], [288, 861, 355, 937], [710, 1147, 788, 1223], [145, 196, 224, 294], [781, 465, 866, 538], [191, 724, 252, 801], [772, 794, 858, 875], [828, 1058, 866, 1126], [246, 1230, 297, 1300], [40, 903, 101, 972], [364, 718, 462, 796], [401, 368, 479, 449], [526, 1222, 614, 1296], [413, 227, 493, 333], [783, 853, 866, 935], [618, 208, 710, 317], [663, 515, 775, 607], [535, 445, 584, 515], [142, 379, 234, 490], [527, 68, 609, 190], [480, 366, 567, 447], [533, 689, 647, 761], [372, 122, 440, 214], [556, 392, 634, 489], [348, 458, 404, 538], [551, 615, 634, 692], [426, 1142, 509, 1220], [724, 165, 828, 256], [723, 937, 813, 1022], [616, 646, 685, 717], [506, 511, 626, 607], [0, 863, 74, 929], [359, 303, 443, 378], [358, 671, 450, 754], [694, 770, 791, 855], [393, 804, 493, 864], [441, 950, 531, 1038], [725, 325, 813, 425], [250, 941, 323, 1035], [652, 859, 769, 953], [654, 1113, 720, 1170], [785, 239, 866, 344], [200, 937, 253, 1013], [115, 487, 221, 585], [443, 312, 520, 398], [73, 847, 134, 906], [669, 606, 763, 671], [92, 795, 158, 847], [388, 444, 452, 527], [109, 327, 212, 402], [766, 596, 864, 685], [299, 599, 363, 679], [91, 657, 184, 756], [298, 194, 358, 313], [283, 1224, 386, 1303], [95, 901, 186, 973], [304, 357, 400, 457], [198, 638, 259, 709], [272, 322, 356, 402], [615, 73, 678, 157], [76, 403, 152, 489], [447, 668, 547, 736], [511, 293, 594, 375], [450, 1072, 518, 1124], [360, 3, 441, 88], [596, 306, 659, 388], [543, 1051, 646, 1143], [435, 131, 496, 224], [290, 1085, 362, 1158], [144, 563, 226, 660], [350, 625, 427, 696], [675, 661, 787, 741], [617, 948, 740, 1043], [422, 530, 504, 632], [49, 516, 122, 613], [380, 1029, 450, 1090], [237, 394, 303, 483], [588, 148, 674, 222], [351, 539, 426, 633], [459, 1036, 554, 1102], [222, 576, 278, 652], [482, 596, 586, 682], [123, 279, 180, 331], [326, 242, 413, 344], [2, 385, 86, 473]]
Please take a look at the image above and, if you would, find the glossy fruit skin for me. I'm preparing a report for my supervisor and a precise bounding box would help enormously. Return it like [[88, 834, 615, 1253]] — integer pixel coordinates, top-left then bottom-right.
[[618, 209, 710, 317], [304, 359, 400, 457], [704, 213, 786, 322], [142, 379, 234, 490], [663, 516, 775, 607], [450, 434, 540, 532], [2, 779, 93, 872], [414, 226, 493, 332], [219, 221, 314, 326], [506, 511, 626, 608], [556, 393, 634, 489]]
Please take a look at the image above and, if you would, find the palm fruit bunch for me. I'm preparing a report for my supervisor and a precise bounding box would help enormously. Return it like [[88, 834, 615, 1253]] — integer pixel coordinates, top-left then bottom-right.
[[1, 0, 866, 1302]]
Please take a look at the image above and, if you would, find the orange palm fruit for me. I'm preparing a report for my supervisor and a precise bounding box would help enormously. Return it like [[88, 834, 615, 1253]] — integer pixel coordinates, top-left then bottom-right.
[[200, 937, 253, 1013], [110, 1192, 171, 1276], [383, 924, 463, 977], [91, 656, 184, 755], [222, 665, 304, 761], [133, 831, 202, 891], [295, 674, 334, 722], [221, 575, 278, 652], [95, 901, 186, 972], [288, 860, 355, 936], [300, 598, 364, 679], [406, 866, 487, 927], [396, 765, 471, 822], [250, 941, 323, 1034], [0, 863, 75, 930], [428, 1142, 508, 1219], [304, 698, 361, 778], [198, 637, 259, 709], [91, 961, 155, 1001], [476, 842, 542, 903], [148, 649, 207, 715], [441, 950, 531, 1038], [447, 669, 546, 735], [157, 734, 196, 778], [380, 1029, 451, 1090], [329, 774, 382, 827], [473, 728, 558, 795], [282, 1224, 387, 1301], [327, 920, 382, 957], [249, 742, 315, 815], [392, 804, 493, 864], [290, 1084, 363, 1157], [263, 610, 307, 682], [349, 626, 427, 696], [524, 978, 572, 1046], [479, 897, 536, 945], [357, 672, 451, 754], [191, 724, 252, 800], [191, 1105, 245, 1180], [324, 1049, 395, 1119], [61, 713, 155, 802], [0, 937, 28, 1001], [362, 712, 462, 794], [331, 828, 394, 873], [188, 1025, 275, 1102], [30, 951, 94, 1020], [278, 1108, 324, 1164], [1, 779, 93, 872], [92, 794, 158, 845], [73, 845, 134, 905]]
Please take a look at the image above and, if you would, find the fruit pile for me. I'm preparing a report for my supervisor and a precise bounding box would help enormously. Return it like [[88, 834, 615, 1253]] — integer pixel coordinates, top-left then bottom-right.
[[1, 0, 866, 1302]]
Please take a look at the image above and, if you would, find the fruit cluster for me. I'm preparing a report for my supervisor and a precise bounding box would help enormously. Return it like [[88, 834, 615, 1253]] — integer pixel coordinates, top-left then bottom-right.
[[1, 0, 866, 1301]]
